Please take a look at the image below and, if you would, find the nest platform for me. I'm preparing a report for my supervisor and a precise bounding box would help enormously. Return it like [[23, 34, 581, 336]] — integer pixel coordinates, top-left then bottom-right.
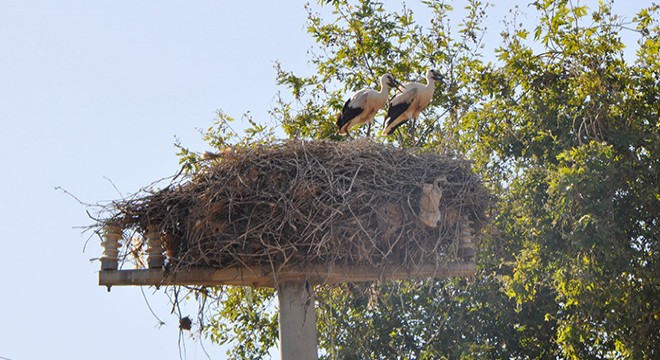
[[98, 139, 489, 287]]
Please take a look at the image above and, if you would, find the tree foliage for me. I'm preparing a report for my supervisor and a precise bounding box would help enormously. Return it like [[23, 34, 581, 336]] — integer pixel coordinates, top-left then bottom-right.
[[181, 0, 659, 358]]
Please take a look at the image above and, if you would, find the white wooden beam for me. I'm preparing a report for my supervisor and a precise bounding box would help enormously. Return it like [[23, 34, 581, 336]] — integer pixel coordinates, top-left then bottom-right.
[[98, 262, 476, 288]]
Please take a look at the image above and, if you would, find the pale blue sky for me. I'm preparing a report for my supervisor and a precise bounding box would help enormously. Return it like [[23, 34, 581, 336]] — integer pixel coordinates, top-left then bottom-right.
[[0, 1, 652, 359], [1, 1, 311, 359]]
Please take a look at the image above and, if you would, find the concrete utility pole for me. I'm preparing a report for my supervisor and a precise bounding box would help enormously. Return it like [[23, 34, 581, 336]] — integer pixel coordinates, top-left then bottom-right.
[[277, 281, 318, 360]]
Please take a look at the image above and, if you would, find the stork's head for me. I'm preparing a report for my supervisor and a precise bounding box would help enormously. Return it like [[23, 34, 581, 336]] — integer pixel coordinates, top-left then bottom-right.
[[382, 73, 402, 89], [427, 69, 442, 81]]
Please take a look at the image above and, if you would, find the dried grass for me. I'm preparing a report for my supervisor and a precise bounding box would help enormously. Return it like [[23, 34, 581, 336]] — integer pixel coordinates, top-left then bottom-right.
[[104, 139, 490, 272]]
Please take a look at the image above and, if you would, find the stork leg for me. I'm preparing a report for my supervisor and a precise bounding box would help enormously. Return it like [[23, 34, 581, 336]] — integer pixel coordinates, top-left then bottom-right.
[[395, 127, 405, 147], [366, 122, 372, 138], [410, 117, 418, 146]]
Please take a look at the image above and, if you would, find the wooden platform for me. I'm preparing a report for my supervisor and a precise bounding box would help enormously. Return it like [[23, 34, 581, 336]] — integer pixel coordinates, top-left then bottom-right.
[[99, 262, 476, 288]]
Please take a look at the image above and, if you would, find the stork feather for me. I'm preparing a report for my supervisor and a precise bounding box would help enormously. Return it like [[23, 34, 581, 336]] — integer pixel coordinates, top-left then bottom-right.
[[382, 70, 442, 136], [337, 74, 399, 136]]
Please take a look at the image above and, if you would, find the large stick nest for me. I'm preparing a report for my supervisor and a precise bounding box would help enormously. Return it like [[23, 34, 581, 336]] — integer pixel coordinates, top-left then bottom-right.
[[104, 139, 490, 271]]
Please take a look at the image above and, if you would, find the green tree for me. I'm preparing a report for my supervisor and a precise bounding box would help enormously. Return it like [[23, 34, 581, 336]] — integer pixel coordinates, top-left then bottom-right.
[[476, 1, 660, 357], [185, 0, 659, 358]]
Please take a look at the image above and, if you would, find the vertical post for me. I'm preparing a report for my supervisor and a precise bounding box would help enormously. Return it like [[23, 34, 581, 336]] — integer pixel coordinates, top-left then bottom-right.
[[146, 226, 165, 269], [100, 223, 122, 271], [277, 281, 318, 360], [459, 215, 475, 260]]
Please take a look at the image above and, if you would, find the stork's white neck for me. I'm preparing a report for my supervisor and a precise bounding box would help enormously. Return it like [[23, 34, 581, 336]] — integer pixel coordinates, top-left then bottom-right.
[[379, 78, 390, 94], [426, 74, 436, 88]]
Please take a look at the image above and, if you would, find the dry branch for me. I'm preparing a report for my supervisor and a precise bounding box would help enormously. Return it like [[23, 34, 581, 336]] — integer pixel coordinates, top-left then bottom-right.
[[100, 139, 490, 273]]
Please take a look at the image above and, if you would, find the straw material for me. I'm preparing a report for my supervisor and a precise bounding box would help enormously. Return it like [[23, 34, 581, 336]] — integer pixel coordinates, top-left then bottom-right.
[[104, 139, 490, 272]]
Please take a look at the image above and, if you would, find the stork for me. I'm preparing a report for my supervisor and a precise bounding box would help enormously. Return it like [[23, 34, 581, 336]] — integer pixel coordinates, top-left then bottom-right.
[[382, 70, 442, 136], [337, 73, 400, 137]]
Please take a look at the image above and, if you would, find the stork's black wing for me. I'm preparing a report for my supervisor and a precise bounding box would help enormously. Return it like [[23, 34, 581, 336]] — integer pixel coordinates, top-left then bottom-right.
[[382, 101, 411, 135], [336, 99, 364, 129]]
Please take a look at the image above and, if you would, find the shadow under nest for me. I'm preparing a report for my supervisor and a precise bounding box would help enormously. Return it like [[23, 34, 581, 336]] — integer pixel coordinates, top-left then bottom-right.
[[105, 139, 490, 272]]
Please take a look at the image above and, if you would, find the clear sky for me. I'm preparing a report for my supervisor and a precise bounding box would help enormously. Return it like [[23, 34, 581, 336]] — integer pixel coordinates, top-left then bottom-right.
[[0, 1, 652, 359]]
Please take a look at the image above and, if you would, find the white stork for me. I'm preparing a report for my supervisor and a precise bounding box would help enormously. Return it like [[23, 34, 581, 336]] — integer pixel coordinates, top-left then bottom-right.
[[382, 69, 442, 136], [337, 73, 399, 136]]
